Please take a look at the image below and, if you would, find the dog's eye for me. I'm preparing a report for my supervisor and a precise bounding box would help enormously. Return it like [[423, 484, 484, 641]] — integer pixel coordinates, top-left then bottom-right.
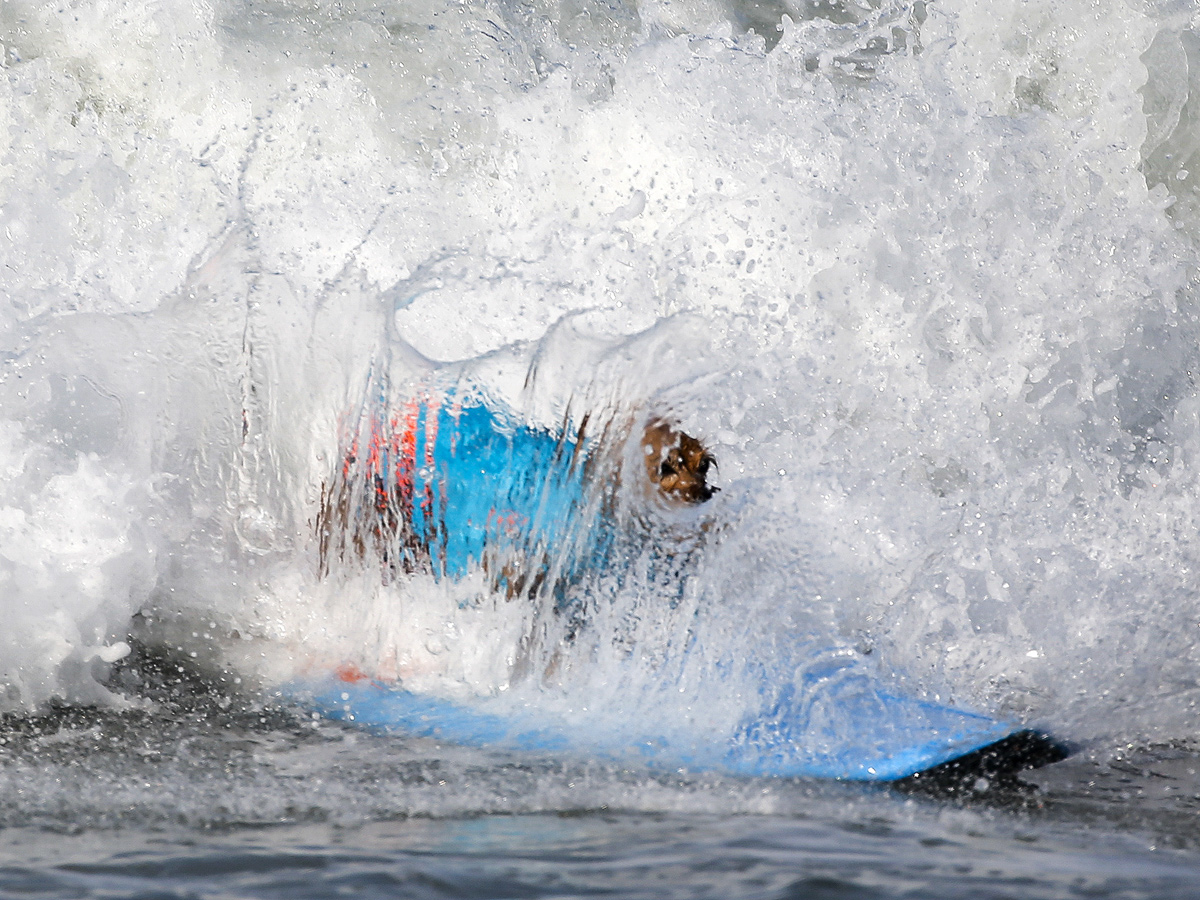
[[660, 460, 676, 477]]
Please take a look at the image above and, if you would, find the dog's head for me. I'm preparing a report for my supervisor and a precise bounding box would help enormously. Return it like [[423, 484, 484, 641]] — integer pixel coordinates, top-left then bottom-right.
[[641, 419, 717, 504]]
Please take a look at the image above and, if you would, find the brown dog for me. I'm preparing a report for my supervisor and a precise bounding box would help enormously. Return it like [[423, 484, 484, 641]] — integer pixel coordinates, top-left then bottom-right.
[[641, 419, 717, 504]]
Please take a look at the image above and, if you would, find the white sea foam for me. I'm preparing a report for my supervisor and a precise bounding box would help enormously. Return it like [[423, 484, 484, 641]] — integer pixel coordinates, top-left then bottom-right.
[[2, 0, 1200, 753]]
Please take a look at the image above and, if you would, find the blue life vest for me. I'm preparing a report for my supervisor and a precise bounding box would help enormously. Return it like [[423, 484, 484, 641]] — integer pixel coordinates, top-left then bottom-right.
[[323, 391, 612, 598]]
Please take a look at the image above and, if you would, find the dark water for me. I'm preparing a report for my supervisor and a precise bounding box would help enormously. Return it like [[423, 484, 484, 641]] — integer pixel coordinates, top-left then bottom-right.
[[6, 810, 1198, 900]]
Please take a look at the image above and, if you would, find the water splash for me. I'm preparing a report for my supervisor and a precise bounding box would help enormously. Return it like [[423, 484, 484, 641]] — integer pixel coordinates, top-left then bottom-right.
[[1, 0, 1199, 771]]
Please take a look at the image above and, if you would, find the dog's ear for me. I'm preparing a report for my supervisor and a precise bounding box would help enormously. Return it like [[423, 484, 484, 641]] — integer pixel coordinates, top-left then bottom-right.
[[641, 419, 716, 504]]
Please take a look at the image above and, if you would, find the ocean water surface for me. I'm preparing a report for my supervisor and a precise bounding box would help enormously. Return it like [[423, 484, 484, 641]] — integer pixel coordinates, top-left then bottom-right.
[[5, 0, 1200, 895]]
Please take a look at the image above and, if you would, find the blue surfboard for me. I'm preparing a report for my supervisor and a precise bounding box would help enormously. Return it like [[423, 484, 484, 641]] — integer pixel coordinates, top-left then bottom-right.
[[283, 672, 1018, 781]]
